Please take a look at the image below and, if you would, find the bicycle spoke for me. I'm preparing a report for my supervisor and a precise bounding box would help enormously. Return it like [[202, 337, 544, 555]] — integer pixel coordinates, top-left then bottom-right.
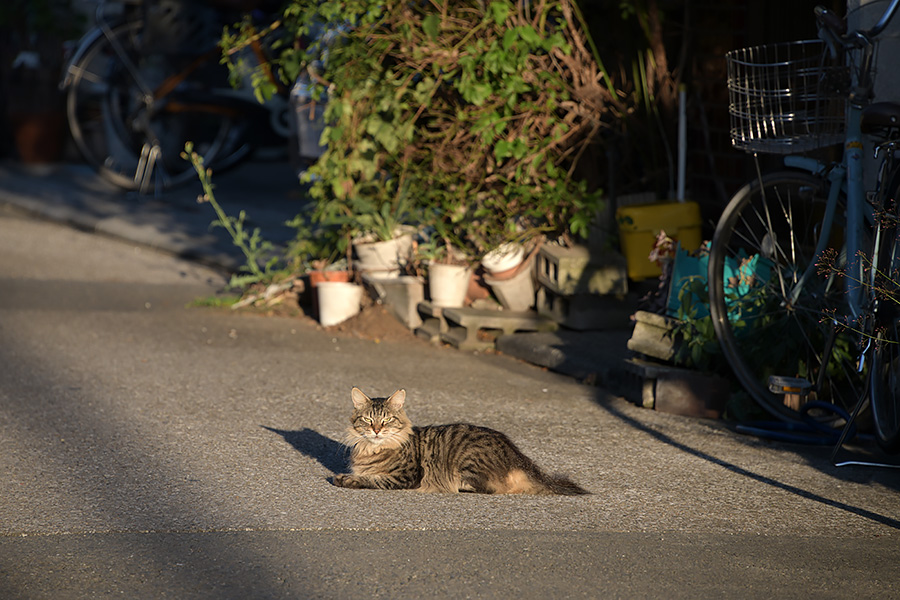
[[66, 21, 240, 193], [709, 172, 861, 425]]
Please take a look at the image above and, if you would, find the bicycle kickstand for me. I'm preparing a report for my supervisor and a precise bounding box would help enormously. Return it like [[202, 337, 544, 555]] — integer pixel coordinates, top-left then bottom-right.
[[830, 356, 900, 469]]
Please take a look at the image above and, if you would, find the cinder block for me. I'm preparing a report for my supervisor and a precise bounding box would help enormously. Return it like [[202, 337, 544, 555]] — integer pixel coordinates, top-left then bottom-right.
[[621, 358, 727, 418], [627, 310, 680, 362], [537, 243, 628, 296], [536, 287, 634, 331], [363, 274, 424, 329], [655, 369, 728, 419], [440, 306, 557, 351], [414, 301, 446, 343]]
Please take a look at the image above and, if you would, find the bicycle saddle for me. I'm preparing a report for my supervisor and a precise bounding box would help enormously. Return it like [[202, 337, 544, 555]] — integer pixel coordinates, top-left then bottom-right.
[[860, 102, 900, 134]]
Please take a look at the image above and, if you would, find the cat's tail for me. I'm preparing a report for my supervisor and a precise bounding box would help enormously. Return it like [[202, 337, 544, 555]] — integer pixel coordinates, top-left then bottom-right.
[[534, 471, 590, 496]]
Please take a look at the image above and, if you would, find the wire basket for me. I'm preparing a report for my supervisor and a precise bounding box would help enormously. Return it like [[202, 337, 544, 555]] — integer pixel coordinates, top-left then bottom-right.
[[726, 40, 849, 154]]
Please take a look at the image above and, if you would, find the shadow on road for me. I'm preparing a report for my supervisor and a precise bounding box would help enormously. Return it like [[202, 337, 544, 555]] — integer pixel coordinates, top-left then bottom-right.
[[262, 426, 349, 474], [596, 396, 900, 531], [0, 350, 310, 597]]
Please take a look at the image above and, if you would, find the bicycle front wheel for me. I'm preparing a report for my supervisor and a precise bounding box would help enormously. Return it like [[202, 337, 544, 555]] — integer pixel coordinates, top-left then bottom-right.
[[708, 171, 863, 426], [868, 170, 900, 452], [66, 22, 239, 192]]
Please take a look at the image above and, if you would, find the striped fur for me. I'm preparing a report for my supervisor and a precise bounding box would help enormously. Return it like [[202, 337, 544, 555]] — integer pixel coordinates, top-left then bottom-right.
[[332, 387, 589, 495]]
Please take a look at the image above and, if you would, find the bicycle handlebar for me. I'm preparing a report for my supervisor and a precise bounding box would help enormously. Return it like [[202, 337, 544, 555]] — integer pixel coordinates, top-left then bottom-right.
[[815, 0, 900, 104], [816, 0, 900, 46], [865, 0, 900, 38], [815, 5, 846, 37]]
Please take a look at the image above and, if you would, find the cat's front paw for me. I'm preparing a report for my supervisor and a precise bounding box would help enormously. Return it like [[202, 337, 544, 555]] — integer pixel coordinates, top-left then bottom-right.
[[333, 474, 361, 488]]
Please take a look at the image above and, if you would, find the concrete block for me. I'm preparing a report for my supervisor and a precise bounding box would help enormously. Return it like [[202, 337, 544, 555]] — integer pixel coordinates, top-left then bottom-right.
[[362, 274, 425, 329], [626, 310, 680, 362], [440, 306, 557, 351], [414, 301, 446, 343], [536, 243, 628, 296], [621, 358, 728, 419], [655, 368, 729, 419], [536, 287, 634, 331]]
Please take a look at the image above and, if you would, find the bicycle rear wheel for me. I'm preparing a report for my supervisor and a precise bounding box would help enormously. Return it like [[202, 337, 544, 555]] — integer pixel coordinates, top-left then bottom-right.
[[708, 171, 864, 427], [868, 169, 900, 452], [66, 22, 241, 192]]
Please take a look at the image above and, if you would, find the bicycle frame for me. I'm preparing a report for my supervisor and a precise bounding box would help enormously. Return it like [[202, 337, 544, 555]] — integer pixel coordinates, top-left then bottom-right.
[[774, 0, 900, 323], [60, 0, 292, 192]]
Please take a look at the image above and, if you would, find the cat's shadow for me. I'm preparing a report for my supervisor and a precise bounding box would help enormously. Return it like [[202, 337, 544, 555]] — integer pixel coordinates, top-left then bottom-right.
[[262, 426, 349, 474]]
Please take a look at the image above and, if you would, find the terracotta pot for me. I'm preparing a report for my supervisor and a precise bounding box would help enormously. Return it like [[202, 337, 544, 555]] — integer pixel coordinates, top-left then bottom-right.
[[466, 268, 492, 304], [10, 111, 66, 164], [308, 270, 351, 286]]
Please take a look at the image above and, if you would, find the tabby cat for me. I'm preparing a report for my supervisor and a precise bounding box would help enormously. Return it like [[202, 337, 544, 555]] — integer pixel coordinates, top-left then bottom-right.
[[333, 387, 588, 495]]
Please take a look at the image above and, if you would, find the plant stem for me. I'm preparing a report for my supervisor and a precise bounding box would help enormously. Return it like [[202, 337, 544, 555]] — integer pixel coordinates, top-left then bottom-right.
[[184, 144, 266, 280]]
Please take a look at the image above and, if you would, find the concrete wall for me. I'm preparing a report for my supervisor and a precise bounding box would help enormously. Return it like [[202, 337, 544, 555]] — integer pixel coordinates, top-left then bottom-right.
[[847, 0, 900, 190]]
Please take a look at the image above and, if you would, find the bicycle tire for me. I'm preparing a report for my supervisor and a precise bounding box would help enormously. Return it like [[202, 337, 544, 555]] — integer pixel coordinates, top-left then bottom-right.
[[65, 21, 241, 192], [868, 167, 900, 452], [708, 170, 864, 426]]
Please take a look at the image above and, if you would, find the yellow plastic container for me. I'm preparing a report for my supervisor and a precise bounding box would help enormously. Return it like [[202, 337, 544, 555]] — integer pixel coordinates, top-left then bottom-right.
[[616, 201, 702, 281]]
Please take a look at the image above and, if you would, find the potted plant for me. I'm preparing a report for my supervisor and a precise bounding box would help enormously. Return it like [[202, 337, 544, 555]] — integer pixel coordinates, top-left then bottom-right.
[[1, 0, 83, 165], [415, 232, 473, 309], [296, 69, 420, 279], [224, 0, 613, 303], [347, 194, 416, 279], [283, 213, 358, 321]]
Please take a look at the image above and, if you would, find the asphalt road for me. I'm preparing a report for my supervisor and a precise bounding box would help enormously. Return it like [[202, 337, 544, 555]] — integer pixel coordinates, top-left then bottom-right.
[[1, 203, 899, 599]]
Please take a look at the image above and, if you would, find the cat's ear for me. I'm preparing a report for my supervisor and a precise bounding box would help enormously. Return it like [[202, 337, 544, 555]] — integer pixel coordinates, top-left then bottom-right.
[[386, 389, 406, 410], [351, 387, 371, 410]]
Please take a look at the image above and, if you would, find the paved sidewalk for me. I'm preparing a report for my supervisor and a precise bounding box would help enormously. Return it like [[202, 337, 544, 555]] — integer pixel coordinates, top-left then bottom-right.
[[0, 160, 304, 272], [1, 202, 899, 598]]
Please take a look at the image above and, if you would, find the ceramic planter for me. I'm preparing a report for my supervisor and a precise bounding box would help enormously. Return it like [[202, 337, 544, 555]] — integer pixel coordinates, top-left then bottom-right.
[[352, 231, 414, 278], [484, 255, 536, 311], [316, 281, 363, 326], [428, 263, 471, 308], [307, 270, 351, 319], [481, 243, 525, 278]]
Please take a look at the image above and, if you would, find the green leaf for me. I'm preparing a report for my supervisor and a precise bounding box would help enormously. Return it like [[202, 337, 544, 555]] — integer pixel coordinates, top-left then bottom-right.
[[494, 140, 512, 160], [464, 82, 493, 106], [423, 14, 440, 40], [502, 28, 517, 50], [517, 25, 541, 45], [489, 2, 509, 27]]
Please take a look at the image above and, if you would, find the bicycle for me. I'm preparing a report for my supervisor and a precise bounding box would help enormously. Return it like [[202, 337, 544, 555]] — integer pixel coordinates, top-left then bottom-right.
[[60, 0, 289, 193], [708, 0, 900, 453]]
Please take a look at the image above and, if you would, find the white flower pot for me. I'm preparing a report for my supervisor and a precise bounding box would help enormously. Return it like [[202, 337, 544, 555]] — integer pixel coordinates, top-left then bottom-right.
[[428, 263, 471, 308], [481, 243, 525, 276], [316, 281, 363, 326], [484, 258, 535, 311], [353, 232, 413, 278]]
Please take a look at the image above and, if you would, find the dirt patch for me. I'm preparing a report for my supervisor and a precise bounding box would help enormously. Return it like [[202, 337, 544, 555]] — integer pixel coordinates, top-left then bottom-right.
[[324, 302, 419, 343], [231, 289, 419, 344]]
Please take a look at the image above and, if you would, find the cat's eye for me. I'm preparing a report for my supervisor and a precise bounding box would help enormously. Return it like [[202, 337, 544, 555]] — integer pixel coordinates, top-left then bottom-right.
[[383, 417, 394, 424], [361, 417, 373, 424]]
